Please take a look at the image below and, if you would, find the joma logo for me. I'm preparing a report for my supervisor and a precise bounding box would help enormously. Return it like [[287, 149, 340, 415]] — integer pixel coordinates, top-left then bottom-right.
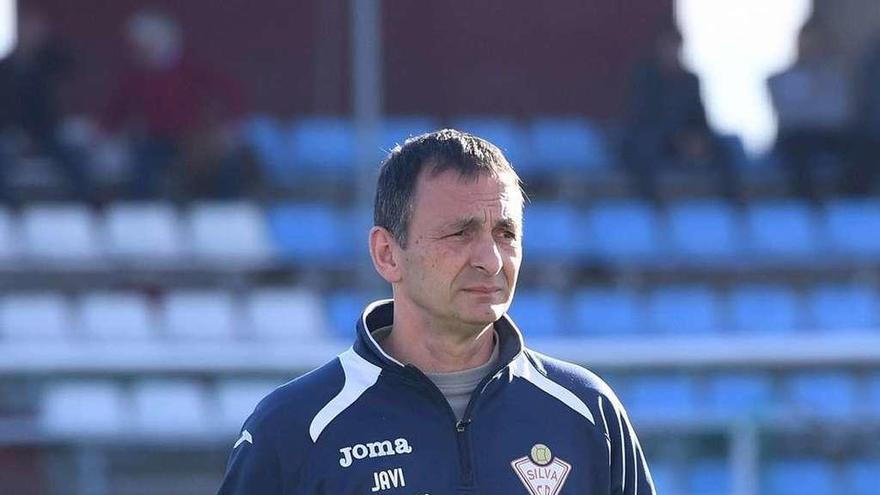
[[339, 438, 413, 468]]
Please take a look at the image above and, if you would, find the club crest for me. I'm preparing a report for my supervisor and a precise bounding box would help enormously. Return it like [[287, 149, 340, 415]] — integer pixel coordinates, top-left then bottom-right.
[[511, 444, 571, 495]]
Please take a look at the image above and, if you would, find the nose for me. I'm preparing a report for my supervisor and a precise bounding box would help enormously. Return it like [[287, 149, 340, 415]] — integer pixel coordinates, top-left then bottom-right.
[[470, 233, 503, 275]]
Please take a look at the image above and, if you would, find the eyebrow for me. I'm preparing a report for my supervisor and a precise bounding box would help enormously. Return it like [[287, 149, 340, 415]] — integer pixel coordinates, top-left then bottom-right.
[[443, 216, 521, 232]]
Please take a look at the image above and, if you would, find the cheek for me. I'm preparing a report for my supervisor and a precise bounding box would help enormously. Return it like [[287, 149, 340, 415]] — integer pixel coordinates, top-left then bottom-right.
[[504, 249, 522, 276]]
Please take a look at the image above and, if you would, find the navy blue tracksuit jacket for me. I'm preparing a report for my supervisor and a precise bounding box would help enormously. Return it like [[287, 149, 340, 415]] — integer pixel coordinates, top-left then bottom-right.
[[218, 300, 656, 494]]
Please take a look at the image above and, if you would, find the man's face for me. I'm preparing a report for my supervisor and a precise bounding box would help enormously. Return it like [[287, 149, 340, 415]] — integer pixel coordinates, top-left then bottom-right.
[[393, 168, 523, 333]]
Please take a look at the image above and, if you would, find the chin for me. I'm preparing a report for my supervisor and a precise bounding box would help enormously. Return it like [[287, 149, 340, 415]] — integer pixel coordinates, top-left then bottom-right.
[[462, 303, 506, 326]]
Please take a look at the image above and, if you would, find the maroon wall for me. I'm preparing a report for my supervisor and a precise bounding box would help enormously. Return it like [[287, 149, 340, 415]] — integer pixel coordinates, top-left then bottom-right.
[[383, 1, 673, 119], [28, 0, 671, 120]]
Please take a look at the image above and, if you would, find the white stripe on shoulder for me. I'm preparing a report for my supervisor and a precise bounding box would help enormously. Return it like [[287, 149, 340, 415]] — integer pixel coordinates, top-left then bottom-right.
[[510, 353, 595, 425], [309, 347, 382, 442]]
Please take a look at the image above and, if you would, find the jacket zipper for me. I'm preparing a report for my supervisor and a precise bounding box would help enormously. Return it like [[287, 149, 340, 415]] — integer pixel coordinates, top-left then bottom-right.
[[455, 417, 473, 487], [405, 364, 479, 488], [404, 362, 509, 489]]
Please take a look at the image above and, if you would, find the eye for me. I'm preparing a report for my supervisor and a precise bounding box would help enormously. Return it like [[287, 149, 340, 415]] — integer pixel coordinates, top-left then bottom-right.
[[497, 229, 517, 241], [447, 230, 467, 238]]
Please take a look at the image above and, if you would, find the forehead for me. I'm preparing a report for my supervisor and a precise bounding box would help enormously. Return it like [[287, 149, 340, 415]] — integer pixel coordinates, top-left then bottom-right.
[[412, 169, 522, 222]]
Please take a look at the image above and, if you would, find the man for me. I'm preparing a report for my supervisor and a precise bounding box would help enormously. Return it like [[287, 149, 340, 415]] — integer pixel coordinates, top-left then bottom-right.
[[623, 25, 738, 200], [102, 8, 250, 199], [218, 130, 655, 494], [767, 19, 854, 198], [0, 7, 91, 202]]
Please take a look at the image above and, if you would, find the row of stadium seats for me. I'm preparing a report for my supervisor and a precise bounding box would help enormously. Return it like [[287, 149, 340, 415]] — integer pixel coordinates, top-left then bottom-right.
[[513, 283, 880, 335], [524, 198, 880, 262], [2, 199, 879, 266], [0, 202, 275, 264], [37, 371, 880, 439], [615, 370, 880, 422], [245, 115, 615, 183], [651, 457, 879, 495], [0, 289, 326, 341], [0, 283, 878, 341]]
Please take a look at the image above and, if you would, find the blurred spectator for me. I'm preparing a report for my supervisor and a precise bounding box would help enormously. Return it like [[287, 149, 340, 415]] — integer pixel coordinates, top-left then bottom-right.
[[102, 8, 254, 199], [0, 7, 90, 203], [622, 26, 737, 201], [768, 19, 855, 199], [851, 33, 880, 196]]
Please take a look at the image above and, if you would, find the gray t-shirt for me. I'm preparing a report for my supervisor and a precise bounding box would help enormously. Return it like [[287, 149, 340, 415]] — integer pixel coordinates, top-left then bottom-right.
[[373, 326, 500, 420]]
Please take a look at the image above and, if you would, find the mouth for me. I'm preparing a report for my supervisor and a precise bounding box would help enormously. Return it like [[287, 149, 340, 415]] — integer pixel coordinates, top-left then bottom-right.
[[462, 287, 503, 294]]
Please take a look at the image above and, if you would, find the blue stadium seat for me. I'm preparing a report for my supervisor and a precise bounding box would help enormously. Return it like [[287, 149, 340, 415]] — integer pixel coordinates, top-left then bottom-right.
[[745, 201, 820, 259], [688, 458, 731, 495], [704, 373, 775, 419], [327, 292, 372, 339], [78, 292, 154, 340], [764, 459, 836, 495], [586, 200, 662, 261], [645, 461, 681, 495], [843, 459, 880, 495], [0, 292, 71, 340], [527, 117, 611, 171], [623, 374, 697, 422], [450, 116, 529, 168], [162, 290, 238, 340], [666, 200, 742, 261], [243, 115, 293, 184], [806, 284, 879, 331], [522, 202, 583, 261], [187, 202, 275, 263], [786, 371, 857, 418], [507, 290, 564, 337], [268, 204, 352, 264], [245, 288, 326, 341], [727, 284, 800, 333], [290, 117, 355, 173], [647, 285, 721, 334], [823, 199, 880, 259], [104, 202, 184, 261], [21, 204, 101, 261], [131, 379, 211, 435], [40, 380, 126, 436], [571, 288, 644, 335]]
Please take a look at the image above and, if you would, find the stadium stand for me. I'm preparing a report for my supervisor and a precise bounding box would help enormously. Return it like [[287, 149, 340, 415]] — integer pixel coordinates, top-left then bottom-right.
[[290, 117, 355, 176], [21, 204, 102, 262], [727, 284, 801, 333], [40, 380, 127, 437], [506, 289, 565, 337], [77, 292, 154, 340], [665, 199, 742, 262], [764, 459, 837, 495], [571, 287, 644, 335], [521, 202, 583, 261], [527, 117, 613, 173], [586, 200, 662, 262], [161, 290, 239, 340], [646, 284, 722, 334], [103, 202, 184, 262], [0, 112, 878, 495]]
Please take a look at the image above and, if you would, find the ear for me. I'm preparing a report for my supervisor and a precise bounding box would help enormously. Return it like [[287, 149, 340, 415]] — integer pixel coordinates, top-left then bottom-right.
[[369, 226, 403, 283]]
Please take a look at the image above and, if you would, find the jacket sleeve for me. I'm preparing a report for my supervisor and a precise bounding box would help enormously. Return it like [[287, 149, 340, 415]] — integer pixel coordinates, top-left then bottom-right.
[[602, 394, 656, 495], [217, 419, 282, 495]]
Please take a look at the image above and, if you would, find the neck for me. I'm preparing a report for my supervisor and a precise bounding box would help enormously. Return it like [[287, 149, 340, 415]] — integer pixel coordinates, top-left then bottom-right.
[[383, 300, 495, 373]]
